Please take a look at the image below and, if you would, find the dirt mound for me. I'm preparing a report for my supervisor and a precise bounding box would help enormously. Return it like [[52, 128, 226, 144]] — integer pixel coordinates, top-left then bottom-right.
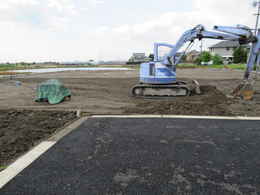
[[0, 110, 76, 167], [124, 85, 234, 116]]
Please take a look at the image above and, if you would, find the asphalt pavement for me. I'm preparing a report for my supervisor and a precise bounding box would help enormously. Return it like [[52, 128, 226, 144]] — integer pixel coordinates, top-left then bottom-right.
[[1, 117, 260, 195]]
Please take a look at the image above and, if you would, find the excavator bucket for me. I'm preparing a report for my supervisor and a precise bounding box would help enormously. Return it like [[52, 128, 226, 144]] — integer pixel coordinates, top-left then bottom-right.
[[232, 80, 255, 100], [191, 80, 201, 95]]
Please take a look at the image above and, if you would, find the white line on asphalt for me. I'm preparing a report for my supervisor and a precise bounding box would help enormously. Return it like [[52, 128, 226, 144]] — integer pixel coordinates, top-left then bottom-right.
[[91, 115, 260, 120], [0, 141, 55, 189], [92, 115, 164, 118]]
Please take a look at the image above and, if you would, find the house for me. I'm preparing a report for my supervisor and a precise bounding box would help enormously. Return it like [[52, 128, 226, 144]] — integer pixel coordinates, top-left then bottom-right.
[[209, 41, 249, 63], [128, 53, 150, 63], [185, 50, 200, 63]]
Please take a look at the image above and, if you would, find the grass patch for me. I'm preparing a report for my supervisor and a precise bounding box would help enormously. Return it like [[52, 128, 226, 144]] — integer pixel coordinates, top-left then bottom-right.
[[0, 63, 246, 72], [177, 63, 246, 70], [0, 63, 135, 72], [0, 64, 20, 71], [0, 63, 41, 71], [176, 64, 198, 69], [209, 64, 246, 70], [0, 165, 7, 170]]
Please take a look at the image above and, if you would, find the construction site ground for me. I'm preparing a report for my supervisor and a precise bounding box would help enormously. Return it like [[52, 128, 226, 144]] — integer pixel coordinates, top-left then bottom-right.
[[0, 68, 259, 116], [1, 68, 260, 194]]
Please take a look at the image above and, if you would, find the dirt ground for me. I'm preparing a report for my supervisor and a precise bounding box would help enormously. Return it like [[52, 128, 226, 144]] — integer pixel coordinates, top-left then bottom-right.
[[0, 68, 259, 116], [0, 110, 76, 168], [0, 68, 260, 191]]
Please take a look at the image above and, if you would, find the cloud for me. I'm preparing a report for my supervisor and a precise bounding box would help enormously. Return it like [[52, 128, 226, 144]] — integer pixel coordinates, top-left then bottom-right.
[[89, 0, 104, 6], [0, 0, 257, 62], [0, 0, 104, 30], [0, 0, 39, 8], [47, 0, 78, 15], [0, 0, 106, 62], [93, 0, 256, 60], [110, 0, 254, 38]]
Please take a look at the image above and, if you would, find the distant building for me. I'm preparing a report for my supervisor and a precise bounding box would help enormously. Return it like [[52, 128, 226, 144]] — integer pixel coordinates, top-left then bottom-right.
[[88, 60, 97, 65], [128, 53, 150, 63], [209, 41, 249, 63], [185, 50, 200, 63]]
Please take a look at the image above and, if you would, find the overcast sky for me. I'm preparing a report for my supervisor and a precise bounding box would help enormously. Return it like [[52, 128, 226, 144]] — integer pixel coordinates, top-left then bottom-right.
[[0, 0, 257, 62]]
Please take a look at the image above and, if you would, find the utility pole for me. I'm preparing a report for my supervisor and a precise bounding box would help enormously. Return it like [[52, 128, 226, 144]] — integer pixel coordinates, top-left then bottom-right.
[[200, 40, 203, 54], [253, 0, 260, 35]]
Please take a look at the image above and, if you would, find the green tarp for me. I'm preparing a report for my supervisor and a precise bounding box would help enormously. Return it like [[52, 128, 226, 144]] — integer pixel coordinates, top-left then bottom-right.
[[35, 79, 71, 105]]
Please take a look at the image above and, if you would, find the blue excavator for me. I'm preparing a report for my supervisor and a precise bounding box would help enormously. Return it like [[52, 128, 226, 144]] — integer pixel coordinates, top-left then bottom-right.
[[132, 24, 260, 98]]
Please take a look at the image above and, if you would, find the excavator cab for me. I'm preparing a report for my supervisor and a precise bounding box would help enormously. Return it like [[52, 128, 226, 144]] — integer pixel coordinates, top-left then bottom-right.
[[139, 62, 177, 84]]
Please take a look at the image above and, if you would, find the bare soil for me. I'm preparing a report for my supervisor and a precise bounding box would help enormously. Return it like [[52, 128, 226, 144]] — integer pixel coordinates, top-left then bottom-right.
[[0, 68, 260, 191], [125, 85, 234, 116], [0, 110, 76, 168], [0, 69, 259, 168], [0, 69, 259, 116]]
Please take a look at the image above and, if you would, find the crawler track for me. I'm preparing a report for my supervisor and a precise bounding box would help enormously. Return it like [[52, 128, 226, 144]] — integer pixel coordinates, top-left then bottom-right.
[[132, 82, 191, 98]]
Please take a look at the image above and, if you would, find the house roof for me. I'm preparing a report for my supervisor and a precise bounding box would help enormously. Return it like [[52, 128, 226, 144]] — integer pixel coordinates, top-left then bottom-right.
[[209, 41, 241, 49], [187, 50, 200, 55]]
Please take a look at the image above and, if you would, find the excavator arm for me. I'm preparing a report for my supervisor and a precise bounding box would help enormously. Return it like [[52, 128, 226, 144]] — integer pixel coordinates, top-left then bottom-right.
[[244, 30, 260, 79], [157, 25, 255, 68]]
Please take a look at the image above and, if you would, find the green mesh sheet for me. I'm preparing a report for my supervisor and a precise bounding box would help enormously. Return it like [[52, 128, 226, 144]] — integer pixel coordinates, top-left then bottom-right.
[[35, 79, 71, 105]]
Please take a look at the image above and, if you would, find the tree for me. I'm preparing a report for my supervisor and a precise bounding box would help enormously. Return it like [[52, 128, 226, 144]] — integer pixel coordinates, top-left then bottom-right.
[[200, 51, 212, 62], [194, 57, 202, 65], [212, 54, 223, 65], [181, 54, 187, 62], [148, 53, 154, 61], [233, 46, 248, 64], [195, 51, 212, 65]]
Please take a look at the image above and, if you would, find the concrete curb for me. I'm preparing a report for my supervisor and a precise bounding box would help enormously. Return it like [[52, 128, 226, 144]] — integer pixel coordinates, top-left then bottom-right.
[[48, 116, 88, 142], [0, 141, 55, 189]]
